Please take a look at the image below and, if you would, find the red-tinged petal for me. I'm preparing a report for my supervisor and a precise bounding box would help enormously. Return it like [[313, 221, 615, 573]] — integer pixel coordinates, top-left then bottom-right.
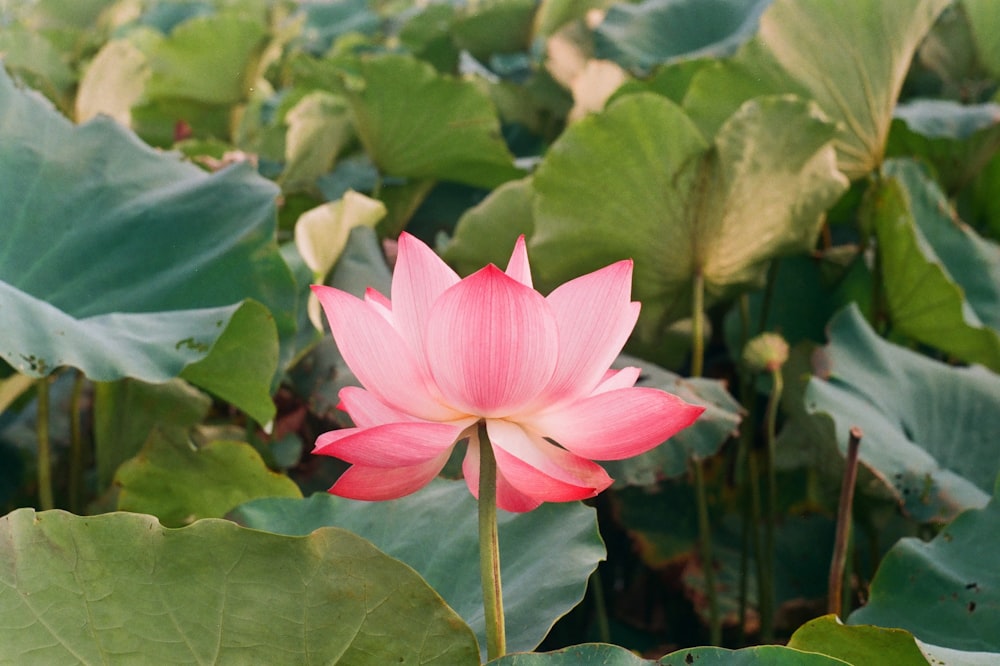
[[425, 266, 558, 417], [504, 235, 532, 287], [462, 437, 542, 513], [313, 421, 462, 466], [312, 284, 459, 421], [330, 450, 451, 501], [391, 233, 460, 366], [593, 366, 641, 394], [487, 420, 611, 502], [521, 387, 705, 460], [538, 261, 640, 404]]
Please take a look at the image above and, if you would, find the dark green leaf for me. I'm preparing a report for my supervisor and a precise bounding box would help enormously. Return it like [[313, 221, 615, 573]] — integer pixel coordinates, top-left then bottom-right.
[[806, 304, 1000, 521], [849, 478, 1000, 655], [232, 478, 605, 657]]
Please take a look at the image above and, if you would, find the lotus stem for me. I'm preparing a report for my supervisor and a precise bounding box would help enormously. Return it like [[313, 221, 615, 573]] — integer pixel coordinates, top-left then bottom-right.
[[829, 427, 862, 616], [693, 457, 721, 645], [691, 271, 705, 378], [590, 569, 611, 644], [69, 372, 85, 514], [690, 270, 720, 644], [36, 376, 54, 511], [478, 420, 506, 659], [760, 366, 783, 643]]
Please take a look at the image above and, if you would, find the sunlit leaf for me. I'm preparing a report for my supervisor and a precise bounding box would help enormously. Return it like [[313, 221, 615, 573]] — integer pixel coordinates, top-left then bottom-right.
[[0, 509, 479, 664], [684, 0, 950, 178], [280, 90, 354, 193], [806, 304, 1000, 522], [75, 37, 152, 125], [529, 93, 845, 343], [232, 478, 605, 659], [788, 615, 929, 666]]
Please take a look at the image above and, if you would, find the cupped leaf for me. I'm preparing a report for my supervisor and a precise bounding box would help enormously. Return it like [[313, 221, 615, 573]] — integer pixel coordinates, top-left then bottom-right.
[[888, 100, 1000, 193], [231, 478, 605, 658], [684, 0, 950, 178], [869, 159, 1000, 371], [849, 478, 1000, 655], [0, 509, 479, 664], [787, 615, 929, 666], [601, 354, 742, 485], [0, 67, 297, 422], [342, 53, 523, 188], [806, 304, 1000, 522], [116, 431, 301, 527], [593, 0, 770, 74], [530, 93, 845, 343]]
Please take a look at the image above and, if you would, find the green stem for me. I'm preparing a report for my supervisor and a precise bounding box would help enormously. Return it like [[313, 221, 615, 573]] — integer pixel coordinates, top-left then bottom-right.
[[735, 295, 754, 643], [690, 271, 720, 644], [757, 260, 780, 335], [478, 421, 506, 660], [760, 368, 783, 643], [590, 570, 611, 644], [691, 271, 705, 378], [829, 427, 862, 616], [693, 458, 721, 645], [748, 450, 766, 641], [36, 377, 54, 511], [69, 372, 85, 514]]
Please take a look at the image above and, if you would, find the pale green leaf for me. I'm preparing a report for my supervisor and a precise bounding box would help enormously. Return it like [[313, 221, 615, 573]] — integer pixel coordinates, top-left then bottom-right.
[[0, 509, 479, 664]]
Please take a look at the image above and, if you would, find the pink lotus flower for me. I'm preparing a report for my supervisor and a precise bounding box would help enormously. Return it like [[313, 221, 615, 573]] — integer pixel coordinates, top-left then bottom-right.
[[312, 234, 704, 512]]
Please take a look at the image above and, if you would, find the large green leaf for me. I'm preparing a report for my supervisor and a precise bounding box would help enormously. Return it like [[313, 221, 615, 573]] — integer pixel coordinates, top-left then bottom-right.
[[342, 53, 523, 189], [488, 643, 848, 664], [806, 304, 1000, 522], [0, 509, 479, 664], [787, 615, 929, 666], [849, 478, 1000, 656], [529, 93, 845, 342], [116, 431, 302, 527], [0, 67, 296, 423], [231, 478, 605, 658], [593, 0, 770, 74], [684, 0, 950, 179], [869, 160, 1000, 371], [601, 354, 742, 484]]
